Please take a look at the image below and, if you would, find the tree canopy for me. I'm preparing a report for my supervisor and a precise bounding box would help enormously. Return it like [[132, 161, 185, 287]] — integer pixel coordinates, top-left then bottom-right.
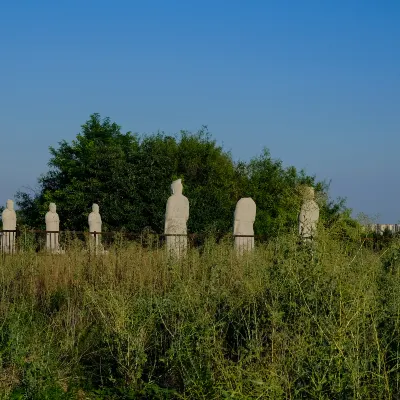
[[16, 113, 348, 236]]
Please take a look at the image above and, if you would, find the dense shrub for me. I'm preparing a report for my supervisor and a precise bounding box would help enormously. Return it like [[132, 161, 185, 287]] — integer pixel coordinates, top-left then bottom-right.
[[15, 113, 346, 236]]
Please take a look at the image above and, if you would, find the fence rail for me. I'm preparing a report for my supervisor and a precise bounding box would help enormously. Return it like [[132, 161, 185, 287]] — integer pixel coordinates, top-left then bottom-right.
[[0, 229, 395, 255], [0, 230, 259, 255]]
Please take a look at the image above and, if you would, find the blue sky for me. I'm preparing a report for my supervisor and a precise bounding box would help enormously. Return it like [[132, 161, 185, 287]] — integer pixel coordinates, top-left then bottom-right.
[[1, 1, 399, 222]]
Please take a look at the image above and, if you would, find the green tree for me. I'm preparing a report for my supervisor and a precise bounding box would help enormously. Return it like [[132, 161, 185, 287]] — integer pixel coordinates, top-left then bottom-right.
[[175, 130, 242, 234], [243, 149, 314, 236], [17, 114, 141, 230], [16, 115, 242, 233], [16, 113, 349, 236]]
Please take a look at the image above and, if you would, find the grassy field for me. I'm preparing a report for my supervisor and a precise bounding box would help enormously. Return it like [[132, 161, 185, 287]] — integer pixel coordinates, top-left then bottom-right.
[[0, 229, 400, 399]]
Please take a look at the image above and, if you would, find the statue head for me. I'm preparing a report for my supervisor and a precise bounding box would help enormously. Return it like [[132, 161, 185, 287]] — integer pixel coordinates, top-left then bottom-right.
[[49, 203, 56, 213], [6, 199, 14, 210], [92, 203, 99, 213], [301, 186, 315, 201], [171, 179, 183, 195]]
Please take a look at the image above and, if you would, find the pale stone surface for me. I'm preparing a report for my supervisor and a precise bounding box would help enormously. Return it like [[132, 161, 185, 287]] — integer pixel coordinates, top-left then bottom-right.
[[45, 203, 60, 253], [234, 197, 256, 254], [164, 179, 189, 257], [1, 199, 17, 253], [88, 203, 102, 248], [298, 186, 319, 241]]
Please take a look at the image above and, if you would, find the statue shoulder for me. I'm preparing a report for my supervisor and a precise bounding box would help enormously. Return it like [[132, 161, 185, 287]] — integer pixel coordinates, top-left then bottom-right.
[[2, 209, 15, 218], [166, 196, 174, 209]]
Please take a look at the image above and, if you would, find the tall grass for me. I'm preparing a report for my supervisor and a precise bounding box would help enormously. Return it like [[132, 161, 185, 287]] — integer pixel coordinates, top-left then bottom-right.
[[0, 228, 400, 399]]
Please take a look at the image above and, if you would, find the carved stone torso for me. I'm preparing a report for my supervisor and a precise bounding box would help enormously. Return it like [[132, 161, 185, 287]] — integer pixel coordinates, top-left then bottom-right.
[[45, 211, 60, 231], [165, 194, 189, 234], [89, 212, 102, 233], [298, 199, 319, 238], [234, 198, 256, 236], [2, 209, 16, 230]]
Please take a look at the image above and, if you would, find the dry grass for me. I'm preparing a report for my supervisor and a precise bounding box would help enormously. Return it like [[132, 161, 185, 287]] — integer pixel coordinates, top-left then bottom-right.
[[0, 229, 399, 399]]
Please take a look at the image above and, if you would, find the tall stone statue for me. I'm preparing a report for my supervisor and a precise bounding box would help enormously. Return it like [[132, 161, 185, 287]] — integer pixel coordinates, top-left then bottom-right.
[[164, 179, 189, 257], [88, 203, 102, 249], [234, 197, 256, 254], [1, 199, 17, 254], [298, 186, 319, 241], [45, 203, 60, 253]]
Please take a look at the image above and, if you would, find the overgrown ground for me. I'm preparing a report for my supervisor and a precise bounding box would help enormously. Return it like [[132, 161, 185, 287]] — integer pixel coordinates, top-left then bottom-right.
[[1, 228, 400, 399]]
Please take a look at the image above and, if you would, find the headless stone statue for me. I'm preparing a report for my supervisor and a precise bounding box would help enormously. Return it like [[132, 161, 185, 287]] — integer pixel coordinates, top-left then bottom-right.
[[234, 197, 256, 254], [2, 199, 17, 254], [45, 203, 60, 253], [88, 203, 102, 249], [298, 186, 319, 242], [164, 179, 189, 257]]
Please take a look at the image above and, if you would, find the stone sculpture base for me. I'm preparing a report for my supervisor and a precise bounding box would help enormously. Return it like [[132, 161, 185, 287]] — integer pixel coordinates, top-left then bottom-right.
[[1, 232, 16, 254], [166, 235, 187, 258], [234, 236, 255, 255]]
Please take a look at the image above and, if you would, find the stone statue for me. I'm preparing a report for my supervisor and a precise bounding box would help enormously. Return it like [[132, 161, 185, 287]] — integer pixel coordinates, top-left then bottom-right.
[[45, 203, 60, 253], [1, 199, 17, 254], [88, 203, 102, 249], [164, 179, 189, 257], [298, 186, 319, 241], [234, 197, 256, 254]]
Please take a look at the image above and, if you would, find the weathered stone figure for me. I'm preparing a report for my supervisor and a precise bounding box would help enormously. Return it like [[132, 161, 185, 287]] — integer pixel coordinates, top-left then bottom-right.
[[298, 186, 319, 241], [164, 179, 189, 257], [234, 197, 256, 254], [1, 199, 17, 254], [88, 203, 102, 249], [45, 203, 60, 253]]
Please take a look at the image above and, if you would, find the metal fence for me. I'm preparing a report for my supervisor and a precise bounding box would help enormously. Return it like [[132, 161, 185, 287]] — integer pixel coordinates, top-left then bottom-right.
[[0, 229, 395, 255], [0, 230, 262, 255]]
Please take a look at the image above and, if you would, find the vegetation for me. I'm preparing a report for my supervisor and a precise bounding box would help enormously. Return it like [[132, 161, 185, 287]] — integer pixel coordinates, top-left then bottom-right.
[[4, 113, 384, 398], [15, 113, 348, 236], [0, 224, 400, 399]]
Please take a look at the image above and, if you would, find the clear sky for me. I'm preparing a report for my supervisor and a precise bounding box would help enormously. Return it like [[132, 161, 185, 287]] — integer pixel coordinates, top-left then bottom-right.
[[1, 1, 399, 223]]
